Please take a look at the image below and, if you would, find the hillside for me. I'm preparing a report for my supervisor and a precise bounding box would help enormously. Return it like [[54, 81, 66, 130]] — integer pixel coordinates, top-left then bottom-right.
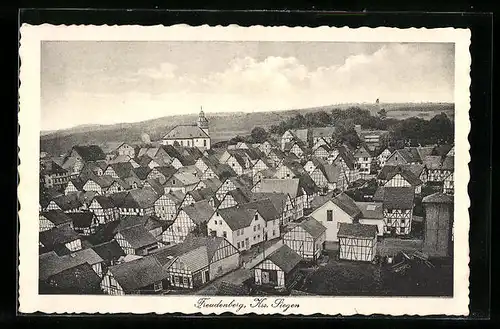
[[40, 103, 454, 156]]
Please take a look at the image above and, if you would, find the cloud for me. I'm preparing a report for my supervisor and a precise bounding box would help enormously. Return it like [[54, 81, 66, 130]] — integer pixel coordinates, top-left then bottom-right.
[[42, 43, 454, 130]]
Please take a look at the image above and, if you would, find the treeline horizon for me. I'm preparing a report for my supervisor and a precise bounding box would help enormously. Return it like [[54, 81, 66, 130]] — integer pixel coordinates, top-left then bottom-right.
[[220, 106, 454, 151]]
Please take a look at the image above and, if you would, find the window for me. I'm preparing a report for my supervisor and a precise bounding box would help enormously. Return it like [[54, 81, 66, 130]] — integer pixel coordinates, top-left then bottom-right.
[[223, 231, 227, 238], [182, 277, 189, 286], [172, 179, 176, 185], [204, 140, 207, 147], [237, 242, 240, 248], [153, 281, 163, 292], [327, 210, 333, 222], [253, 226, 256, 232], [257, 224, 260, 230], [272, 230, 276, 236], [254, 214, 258, 221]]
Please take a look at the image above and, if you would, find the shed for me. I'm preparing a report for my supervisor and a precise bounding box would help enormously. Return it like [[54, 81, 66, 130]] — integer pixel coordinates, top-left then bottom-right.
[[283, 217, 326, 261], [337, 223, 378, 262], [254, 244, 302, 289]]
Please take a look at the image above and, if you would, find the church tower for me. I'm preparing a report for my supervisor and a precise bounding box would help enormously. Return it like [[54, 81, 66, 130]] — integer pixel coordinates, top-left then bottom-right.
[[197, 107, 209, 136]]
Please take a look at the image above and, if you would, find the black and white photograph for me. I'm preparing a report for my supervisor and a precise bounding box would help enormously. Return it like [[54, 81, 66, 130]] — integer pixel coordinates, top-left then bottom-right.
[[18, 24, 471, 316]]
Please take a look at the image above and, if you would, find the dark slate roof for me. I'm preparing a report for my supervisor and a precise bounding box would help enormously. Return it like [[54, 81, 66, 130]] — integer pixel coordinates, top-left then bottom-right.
[[92, 240, 125, 262], [240, 199, 280, 222], [355, 202, 384, 219], [217, 206, 257, 231], [423, 155, 443, 169], [72, 145, 106, 162], [152, 236, 228, 270], [161, 144, 183, 159], [376, 187, 415, 209], [383, 166, 423, 186], [52, 194, 84, 211], [43, 262, 102, 294], [67, 212, 96, 228], [354, 145, 372, 158], [108, 162, 134, 179], [441, 156, 454, 170], [297, 217, 326, 239], [333, 193, 362, 219], [163, 124, 209, 139], [144, 178, 165, 196], [251, 192, 289, 214], [432, 144, 453, 157], [121, 188, 159, 209], [92, 195, 118, 209], [118, 225, 158, 249], [258, 178, 301, 198], [319, 164, 342, 183], [188, 187, 216, 202], [182, 200, 215, 225], [68, 177, 86, 191], [335, 148, 356, 169], [39, 248, 103, 281], [40, 161, 67, 176], [108, 255, 169, 292], [226, 188, 253, 205], [337, 222, 378, 238], [265, 244, 302, 274], [41, 210, 73, 226], [131, 166, 152, 180], [422, 192, 454, 204], [310, 191, 337, 210], [152, 165, 178, 180], [39, 224, 80, 249]]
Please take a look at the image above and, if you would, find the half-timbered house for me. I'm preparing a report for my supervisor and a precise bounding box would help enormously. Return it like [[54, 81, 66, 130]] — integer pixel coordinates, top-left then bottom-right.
[[337, 223, 378, 262], [39, 223, 83, 255], [39, 210, 73, 232], [118, 188, 158, 216], [309, 192, 361, 242], [164, 172, 199, 194], [88, 195, 120, 224], [377, 148, 393, 168], [283, 217, 326, 261], [356, 202, 385, 236], [162, 200, 215, 245], [443, 172, 454, 195], [373, 186, 415, 235], [154, 191, 180, 221], [207, 205, 266, 251], [46, 194, 86, 213], [354, 144, 373, 177], [380, 165, 423, 194], [310, 163, 341, 193], [146, 165, 177, 184], [101, 255, 169, 295], [64, 178, 86, 195], [40, 161, 70, 189], [67, 211, 99, 235], [154, 236, 240, 290], [114, 225, 160, 256], [254, 244, 302, 290]]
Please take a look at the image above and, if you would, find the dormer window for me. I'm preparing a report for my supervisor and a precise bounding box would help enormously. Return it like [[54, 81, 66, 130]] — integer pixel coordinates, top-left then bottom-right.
[[254, 214, 258, 221]]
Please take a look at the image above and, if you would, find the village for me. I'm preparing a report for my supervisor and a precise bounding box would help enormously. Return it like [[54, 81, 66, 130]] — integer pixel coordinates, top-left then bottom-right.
[[38, 108, 455, 296]]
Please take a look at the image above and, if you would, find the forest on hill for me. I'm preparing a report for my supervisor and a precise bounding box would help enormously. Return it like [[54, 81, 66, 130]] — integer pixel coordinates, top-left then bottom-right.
[[40, 103, 454, 156]]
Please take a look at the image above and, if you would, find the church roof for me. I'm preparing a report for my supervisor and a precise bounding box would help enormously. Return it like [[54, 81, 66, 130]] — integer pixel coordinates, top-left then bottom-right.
[[162, 125, 209, 140]]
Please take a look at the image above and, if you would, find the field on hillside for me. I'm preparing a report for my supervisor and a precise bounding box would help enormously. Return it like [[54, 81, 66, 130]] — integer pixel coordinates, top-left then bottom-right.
[[40, 103, 454, 156]]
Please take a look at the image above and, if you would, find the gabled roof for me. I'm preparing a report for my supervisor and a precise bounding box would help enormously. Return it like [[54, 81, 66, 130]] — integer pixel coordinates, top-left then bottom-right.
[[40, 210, 73, 226], [86, 174, 114, 189], [317, 164, 342, 183], [258, 178, 302, 198], [335, 148, 356, 169], [422, 155, 444, 169], [108, 255, 169, 292], [52, 194, 84, 211], [286, 129, 309, 144], [131, 166, 152, 180], [198, 177, 222, 192], [337, 223, 378, 238], [226, 188, 253, 205], [422, 192, 453, 204], [240, 199, 280, 222], [107, 162, 134, 179], [374, 187, 415, 209], [251, 192, 289, 214], [217, 206, 257, 231], [441, 156, 454, 170], [42, 262, 102, 294], [99, 142, 126, 154], [170, 172, 200, 186], [209, 162, 237, 179], [144, 178, 165, 196], [295, 217, 326, 239], [168, 190, 186, 205], [333, 193, 362, 219], [152, 165, 177, 179], [118, 225, 158, 249], [121, 188, 159, 209], [163, 124, 209, 139], [264, 244, 302, 273], [432, 144, 453, 157], [39, 248, 103, 281], [72, 145, 106, 162], [92, 240, 125, 262], [67, 177, 86, 191], [182, 200, 215, 225], [66, 212, 96, 228], [355, 202, 384, 219], [161, 144, 183, 159], [40, 161, 67, 176], [383, 166, 423, 186], [354, 145, 372, 158], [415, 146, 435, 160], [92, 195, 118, 209], [108, 154, 132, 164], [39, 224, 80, 250]]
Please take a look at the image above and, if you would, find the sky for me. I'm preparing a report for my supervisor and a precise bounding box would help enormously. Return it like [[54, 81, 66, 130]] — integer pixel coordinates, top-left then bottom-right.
[[41, 41, 455, 131]]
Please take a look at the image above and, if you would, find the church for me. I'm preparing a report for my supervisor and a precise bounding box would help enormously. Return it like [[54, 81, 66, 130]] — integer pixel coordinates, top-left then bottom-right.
[[160, 109, 211, 150]]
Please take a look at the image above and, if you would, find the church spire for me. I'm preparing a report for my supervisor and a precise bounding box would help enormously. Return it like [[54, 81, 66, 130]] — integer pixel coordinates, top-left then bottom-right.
[[197, 106, 209, 134]]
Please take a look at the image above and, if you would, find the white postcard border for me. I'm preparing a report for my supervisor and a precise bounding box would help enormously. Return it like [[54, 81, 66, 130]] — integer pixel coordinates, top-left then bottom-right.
[[18, 24, 471, 316]]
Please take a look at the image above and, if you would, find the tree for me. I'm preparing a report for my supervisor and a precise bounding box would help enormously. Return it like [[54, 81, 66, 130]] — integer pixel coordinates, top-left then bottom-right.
[[377, 108, 387, 120], [251, 126, 268, 143]]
